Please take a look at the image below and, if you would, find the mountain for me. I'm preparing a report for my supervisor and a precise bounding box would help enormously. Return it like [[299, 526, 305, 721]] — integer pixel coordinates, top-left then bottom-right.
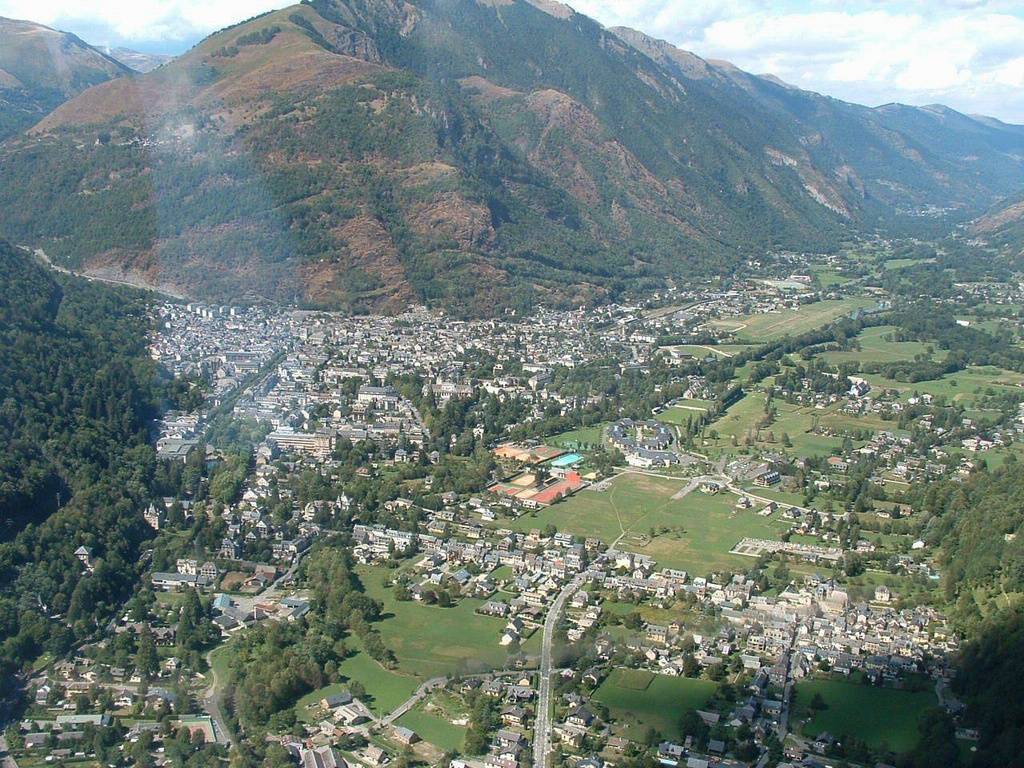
[[0, 16, 132, 141], [1, 0, 1023, 314], [971, 192, 1024, 257], [105, 47, 174, 73]]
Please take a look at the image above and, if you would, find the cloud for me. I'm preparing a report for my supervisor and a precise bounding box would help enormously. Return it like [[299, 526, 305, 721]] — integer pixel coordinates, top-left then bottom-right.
[[1, 0, 1022, 122], [571, 1, 1024, 123], [0, 0, 286, 49]]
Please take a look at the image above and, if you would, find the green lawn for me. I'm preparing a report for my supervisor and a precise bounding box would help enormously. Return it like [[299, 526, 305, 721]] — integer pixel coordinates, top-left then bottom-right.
[[594, 668, 717, 740], [794, 678, 936, 753], [549, 422, 609, 450], [334, 642, 420, 716], [508, 473, 790, 574], [706, 393, 846, 459], [819, 325, 935, 366], [712, 298, 876, 342], [813, 267, 853, 287], [659, 402, 714, 424], [396, 705, 467, 752], [357, 566, 527, 678], [861, 366, 1024, 405]]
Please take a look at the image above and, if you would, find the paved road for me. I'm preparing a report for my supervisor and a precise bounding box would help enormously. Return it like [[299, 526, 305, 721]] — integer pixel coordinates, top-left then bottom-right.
[[32, 247, 186, 299], [381, 676, 447, 726], [532, 574, 586, 768], [202, 649, 235, 747]]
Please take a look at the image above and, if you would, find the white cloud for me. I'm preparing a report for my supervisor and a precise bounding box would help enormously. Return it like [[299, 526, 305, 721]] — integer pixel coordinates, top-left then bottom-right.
[[572, 0, 1024, 122], [0, 0, 286, 47]]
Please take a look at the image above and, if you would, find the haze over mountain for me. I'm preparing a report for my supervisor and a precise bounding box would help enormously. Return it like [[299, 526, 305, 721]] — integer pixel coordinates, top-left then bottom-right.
[[1, 0, 1023, 314], [104, 47, 174, 73], [0, 16, 132, 140]]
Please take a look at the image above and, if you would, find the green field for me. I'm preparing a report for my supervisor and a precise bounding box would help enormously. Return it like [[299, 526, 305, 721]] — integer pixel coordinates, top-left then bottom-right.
[[339, 642, 420, 715], [549, 422, 609, 450], [861, 366, 1024, 405], [813, 267, 853, 287], [883, 257, 935, 271], [794, 678, 936, 753], [662, 344, 754, 359], [396, 705, 467, 751], [594, 668, 717, 740], [357, 566, 531, 678], [704, 388, 912, 459], [706, 392, 846, 458], [819, 325, 935, 366], [508, 473, 790, 573], [658, 402, 714, 424], [712, 298, 876, 342]]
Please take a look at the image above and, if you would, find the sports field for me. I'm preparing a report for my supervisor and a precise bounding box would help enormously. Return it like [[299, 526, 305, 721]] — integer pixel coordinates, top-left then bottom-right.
[[795, 678, 936, 753], [548, 422, 609, 450], [356, 565, 532, 678], [711, 298, 876, 342], [594, 668, 717, 740], [508, 473, 790, 573]]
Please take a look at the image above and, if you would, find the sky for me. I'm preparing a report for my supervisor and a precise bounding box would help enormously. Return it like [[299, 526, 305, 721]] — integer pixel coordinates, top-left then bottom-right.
[[1, 0, 1023, 123]]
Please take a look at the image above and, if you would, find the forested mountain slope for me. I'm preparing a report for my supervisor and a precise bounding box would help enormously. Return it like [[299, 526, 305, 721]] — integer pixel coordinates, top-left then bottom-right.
[[1, 0, 1023, 314], [0, 17, 132, 141], [971, 192, 1024, 259], [0, 242, 158, 678]]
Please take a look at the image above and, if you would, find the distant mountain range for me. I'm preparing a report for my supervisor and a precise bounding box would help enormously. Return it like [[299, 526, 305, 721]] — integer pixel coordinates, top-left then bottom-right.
[[1, 0, 1023, 314], [0, 16, 132, 140]]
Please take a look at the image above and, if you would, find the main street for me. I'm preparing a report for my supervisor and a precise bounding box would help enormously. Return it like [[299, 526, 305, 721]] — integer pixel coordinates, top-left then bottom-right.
[[532, 573, 586, 768]]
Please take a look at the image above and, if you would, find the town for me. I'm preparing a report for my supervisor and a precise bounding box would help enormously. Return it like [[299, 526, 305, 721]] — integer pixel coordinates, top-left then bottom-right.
[[8, 245, 1024, 768]]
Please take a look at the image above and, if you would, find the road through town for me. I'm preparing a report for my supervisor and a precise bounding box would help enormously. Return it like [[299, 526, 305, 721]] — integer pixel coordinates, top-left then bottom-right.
[[532, 574, 585, 768]]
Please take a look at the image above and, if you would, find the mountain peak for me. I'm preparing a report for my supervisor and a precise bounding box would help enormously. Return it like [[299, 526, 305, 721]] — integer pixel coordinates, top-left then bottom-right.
[[0, 16, 131, 140], [1, 0, 1023, 315]]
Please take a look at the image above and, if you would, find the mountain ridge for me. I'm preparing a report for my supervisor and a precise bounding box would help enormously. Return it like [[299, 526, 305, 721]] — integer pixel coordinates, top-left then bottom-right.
[[1, 0, 1023, 314], [0, 16, 132, 140]]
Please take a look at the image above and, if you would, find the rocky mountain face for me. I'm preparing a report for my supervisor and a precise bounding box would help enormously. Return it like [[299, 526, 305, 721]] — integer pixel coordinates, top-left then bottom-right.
[[1, 0, 1023, 314], [0, 17, 132, 141]]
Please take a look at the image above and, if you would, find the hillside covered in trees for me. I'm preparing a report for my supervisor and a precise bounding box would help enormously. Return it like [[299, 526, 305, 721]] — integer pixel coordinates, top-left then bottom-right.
[[0, 241, 160, 679], [1, 0, 1023, 314]]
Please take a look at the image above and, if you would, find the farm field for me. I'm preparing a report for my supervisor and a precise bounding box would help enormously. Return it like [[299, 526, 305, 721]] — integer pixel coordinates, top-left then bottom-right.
[[396, 705, 467, 751], [794, 678, 936, 753], [818, 325, 936, 365], [508, 473, 790, 573], [711, 298, 876, 342], [594, 668, 717, 740], [356, 565, 528, 677]]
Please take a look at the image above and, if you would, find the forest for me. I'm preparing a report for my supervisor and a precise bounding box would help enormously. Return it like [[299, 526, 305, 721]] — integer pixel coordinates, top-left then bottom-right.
[[0, 241, 163, 679]]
